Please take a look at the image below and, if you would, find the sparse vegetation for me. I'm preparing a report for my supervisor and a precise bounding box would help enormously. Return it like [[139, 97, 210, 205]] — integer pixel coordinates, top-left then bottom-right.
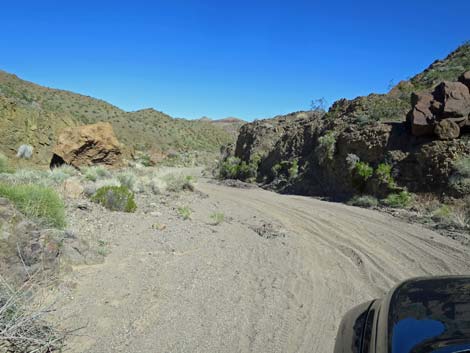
[[178, 206, 192, 220], [382, 191, 413, 209], [0, 183, 66, 228], [375, 163, 395, 187], [348, 195, 379, 208], [354, 162, 374, 181], [164, 174, 195, 192], [316, 131, 336, 164], [210, 212, 225, 225], [84, 166, 112, 182], [91, 185, 137, 213], [218, 157, 258, 182], [0, 277, 64, 353], [116, 170, 137, 191]]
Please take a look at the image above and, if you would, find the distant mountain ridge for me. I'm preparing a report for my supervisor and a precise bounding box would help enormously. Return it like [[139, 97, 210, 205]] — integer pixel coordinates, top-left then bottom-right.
[[0, 70, 235, 164]]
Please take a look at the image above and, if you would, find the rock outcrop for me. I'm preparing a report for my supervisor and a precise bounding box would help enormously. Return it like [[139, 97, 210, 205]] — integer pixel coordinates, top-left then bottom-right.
[[408, 72, 470, 139], [51, 122, 123, 168]]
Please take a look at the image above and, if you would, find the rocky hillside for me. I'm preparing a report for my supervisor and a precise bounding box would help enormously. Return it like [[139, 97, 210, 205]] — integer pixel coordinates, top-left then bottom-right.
[[0, 71, 233, 164], [227, 43, 470, 200]]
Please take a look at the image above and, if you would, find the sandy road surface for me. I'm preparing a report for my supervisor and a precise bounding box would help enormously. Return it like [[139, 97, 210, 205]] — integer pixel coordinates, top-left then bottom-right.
[[55, 181, 470, 353]]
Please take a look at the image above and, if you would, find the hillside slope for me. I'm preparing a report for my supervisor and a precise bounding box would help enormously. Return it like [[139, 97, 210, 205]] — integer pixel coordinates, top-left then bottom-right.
[[228, 43, 470, 199], [0, 71, 233, 164]]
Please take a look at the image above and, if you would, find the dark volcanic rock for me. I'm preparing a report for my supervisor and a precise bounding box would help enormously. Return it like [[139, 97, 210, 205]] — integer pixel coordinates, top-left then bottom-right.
[[458, 71, 470, 90], [434, 81, 470, 119], [434, 119, 461, 140], [409, 92, 436, 136]]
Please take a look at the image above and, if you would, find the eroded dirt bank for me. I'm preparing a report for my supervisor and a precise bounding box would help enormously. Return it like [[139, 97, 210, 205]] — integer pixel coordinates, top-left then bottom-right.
[[54, 180, 470, 353]]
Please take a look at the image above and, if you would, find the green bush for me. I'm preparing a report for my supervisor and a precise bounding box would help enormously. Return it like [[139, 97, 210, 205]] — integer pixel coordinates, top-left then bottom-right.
[[375, 163, 395, 187], [382, 191, 413, 208], [0, 183, 66, 228], [91, 186, 137, 212], [316, 131, 337, 164], [178, 206, 192, 220], [272, 160, 299, 181], [288, 160, 299, 180], [355, 162, 374, 180], [348, 195, 379, 208], [218, 157, 257, 181], [219, 157, 242, 179]]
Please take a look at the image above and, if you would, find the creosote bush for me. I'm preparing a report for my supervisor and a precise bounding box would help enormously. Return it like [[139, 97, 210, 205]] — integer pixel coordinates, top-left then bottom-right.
[[91, 185, 137, 213], [375, 163, 395, 187], [382, 191, 413, 209], [218, 157, 258, 182], [0, 183, 66, 228], [316, 131, 337, 165], [355, 161, 374, 180]]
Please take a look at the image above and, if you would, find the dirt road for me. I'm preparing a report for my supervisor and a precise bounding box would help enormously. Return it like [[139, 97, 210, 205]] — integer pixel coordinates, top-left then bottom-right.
[[56, 181, 470, 353]]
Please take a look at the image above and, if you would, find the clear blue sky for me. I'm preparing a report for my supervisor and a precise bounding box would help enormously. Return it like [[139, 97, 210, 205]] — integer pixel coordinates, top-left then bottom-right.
[[1, 1, 469, 121]]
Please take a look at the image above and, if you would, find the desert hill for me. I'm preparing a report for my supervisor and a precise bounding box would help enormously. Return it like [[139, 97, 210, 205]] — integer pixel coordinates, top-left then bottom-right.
[[0, 71, 234, 164]]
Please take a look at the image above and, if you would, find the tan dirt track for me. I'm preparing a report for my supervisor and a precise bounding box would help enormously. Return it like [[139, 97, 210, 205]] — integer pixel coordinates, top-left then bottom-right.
[[55, 180, 470, 353]]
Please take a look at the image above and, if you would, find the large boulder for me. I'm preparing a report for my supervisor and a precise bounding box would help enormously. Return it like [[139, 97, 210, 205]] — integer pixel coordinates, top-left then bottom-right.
[[433, 81, 470, 119], [458, 71, 470, 90], [408, 75, 470, 138], [408, 92, 436, 136], [51, 122, 123, 168]]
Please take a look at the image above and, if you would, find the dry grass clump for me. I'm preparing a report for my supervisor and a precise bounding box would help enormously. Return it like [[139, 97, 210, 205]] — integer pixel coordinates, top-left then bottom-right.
[[0, 276, 64, 353]]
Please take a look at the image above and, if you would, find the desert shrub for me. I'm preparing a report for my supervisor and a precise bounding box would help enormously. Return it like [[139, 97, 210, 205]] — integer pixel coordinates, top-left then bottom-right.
[[178, 206, 192, 220], [219, 157, 242, 179], [91, 186, 137, 213], [0, 154, 13, 174], [164, 174, 195, 192], [148, 177, 167, 195], [210, 212, 225, 225], [348, 195, 379, 208], [345, 153, 360, 171], [449, 157, 470, 195], [382, 191, 413, 208], [218, 156, 258, 182], [375, 163, 395, 187], [83, 166, 112, 182], [288, 160, 299, 180], [135, 152, 152, 167], [316, 131, 337, 164], [355, 162, 374, 180], [16, 144, 33, 159], [272, 160, 299, 181], [116, 170, 137, 191], [0, 279, 64, 352], [0, 183, 66, 228], [48, 165, 78, 185]]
